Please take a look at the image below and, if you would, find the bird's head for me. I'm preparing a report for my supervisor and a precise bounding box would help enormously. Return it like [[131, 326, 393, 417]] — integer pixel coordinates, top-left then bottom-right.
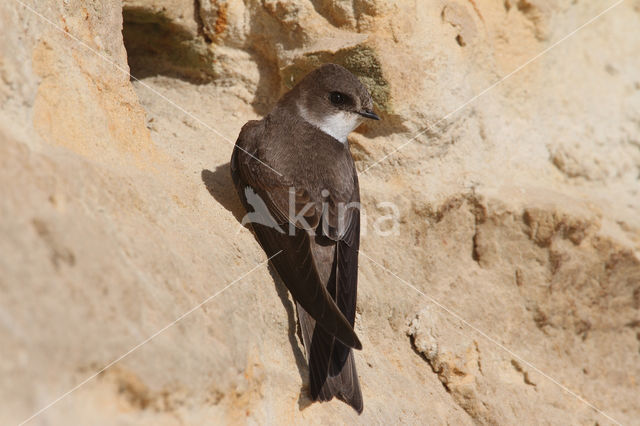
[[293, 64, 380, 143]]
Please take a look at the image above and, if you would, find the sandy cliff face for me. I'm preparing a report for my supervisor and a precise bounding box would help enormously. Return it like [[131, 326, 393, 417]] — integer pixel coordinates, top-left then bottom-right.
[[1, 0, 639, 424]]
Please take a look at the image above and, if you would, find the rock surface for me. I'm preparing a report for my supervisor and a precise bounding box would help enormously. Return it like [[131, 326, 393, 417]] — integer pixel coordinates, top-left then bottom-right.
[[1, 0, 639, 424]]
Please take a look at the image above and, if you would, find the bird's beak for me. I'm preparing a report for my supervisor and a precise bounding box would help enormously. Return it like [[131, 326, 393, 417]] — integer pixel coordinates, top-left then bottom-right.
[[357, 109, 380, 120]]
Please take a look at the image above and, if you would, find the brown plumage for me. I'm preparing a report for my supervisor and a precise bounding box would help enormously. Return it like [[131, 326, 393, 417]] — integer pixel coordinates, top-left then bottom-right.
[[230, 64, 379, 413]]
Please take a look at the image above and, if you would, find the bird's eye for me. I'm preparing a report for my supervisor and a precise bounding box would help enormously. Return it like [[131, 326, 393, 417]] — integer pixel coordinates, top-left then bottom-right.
[[329, 92, 345, 106]]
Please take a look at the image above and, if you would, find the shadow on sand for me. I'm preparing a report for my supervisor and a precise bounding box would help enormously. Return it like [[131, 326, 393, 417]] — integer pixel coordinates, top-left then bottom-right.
[[201, 164, 312, 409]]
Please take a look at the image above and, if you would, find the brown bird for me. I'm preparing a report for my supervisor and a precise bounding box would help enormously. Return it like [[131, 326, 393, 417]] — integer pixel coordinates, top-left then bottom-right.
[[231, 63, 379, 413]]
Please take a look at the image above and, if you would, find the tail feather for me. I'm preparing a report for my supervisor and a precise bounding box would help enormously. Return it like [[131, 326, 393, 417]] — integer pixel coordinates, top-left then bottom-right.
[[297, 303, 363, 414], [318, 343, 363, 413]]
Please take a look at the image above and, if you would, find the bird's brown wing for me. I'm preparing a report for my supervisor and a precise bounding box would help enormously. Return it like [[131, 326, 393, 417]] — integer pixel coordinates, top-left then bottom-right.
[[331, 183, 360, 363], [304, 170, 362, 411], [332, 168, 360, 329], [230, 123, 361, 350]]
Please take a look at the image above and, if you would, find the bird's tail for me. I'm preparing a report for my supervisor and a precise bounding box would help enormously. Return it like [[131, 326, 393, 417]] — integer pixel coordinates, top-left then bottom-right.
[[297, 302, 363, 414]]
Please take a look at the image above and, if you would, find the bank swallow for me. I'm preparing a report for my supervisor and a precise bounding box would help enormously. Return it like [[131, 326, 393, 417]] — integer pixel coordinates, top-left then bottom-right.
[[231, 64, 379, 413]]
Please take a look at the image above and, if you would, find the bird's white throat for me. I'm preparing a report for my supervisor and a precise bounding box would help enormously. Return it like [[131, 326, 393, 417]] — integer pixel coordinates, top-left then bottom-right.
[[298, 104, 362, 144]]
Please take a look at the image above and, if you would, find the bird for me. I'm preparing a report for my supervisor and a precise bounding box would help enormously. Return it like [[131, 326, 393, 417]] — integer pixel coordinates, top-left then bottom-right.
[[230, 63, 379, 413]]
